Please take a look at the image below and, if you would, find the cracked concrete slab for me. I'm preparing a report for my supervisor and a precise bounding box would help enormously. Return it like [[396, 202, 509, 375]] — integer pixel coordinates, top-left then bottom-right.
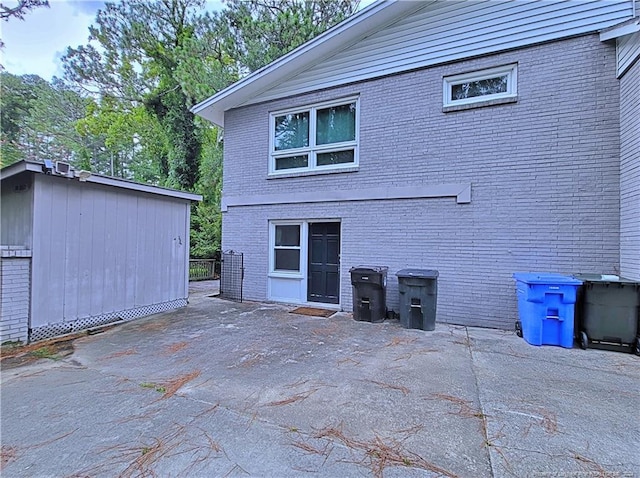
[[1, 287, 638, 477]]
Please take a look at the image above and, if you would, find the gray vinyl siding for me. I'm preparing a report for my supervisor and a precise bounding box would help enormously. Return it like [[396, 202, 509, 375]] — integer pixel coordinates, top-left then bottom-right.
[[617, 29, 640, 76], [0, 173, 33, 248], [222, 34, 620, 329], [29, 175, 190, 329], [249, 0, 633, 106], [620, 59, 640, 280]]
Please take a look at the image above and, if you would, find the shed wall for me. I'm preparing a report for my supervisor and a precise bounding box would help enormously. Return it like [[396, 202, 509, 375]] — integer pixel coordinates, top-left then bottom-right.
[[222, 34, 621, 329], [30, 175, 190, 332], [1, 173, 33, 248], [620, 57, 640, 280]]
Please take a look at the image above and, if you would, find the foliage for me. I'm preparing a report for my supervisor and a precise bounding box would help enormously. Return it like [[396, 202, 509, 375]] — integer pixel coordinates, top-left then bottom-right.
[[220, 0, 360, 73], [3, 0, 361, 258], [62, 0, 237, 191], [0, 72, 95, 168], [190, 126, 223, 258], [0, 0, 48, 21]]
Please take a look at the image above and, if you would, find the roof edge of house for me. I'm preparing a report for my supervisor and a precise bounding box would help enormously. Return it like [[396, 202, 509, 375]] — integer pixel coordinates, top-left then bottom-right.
[[190, 0, 421, 127]]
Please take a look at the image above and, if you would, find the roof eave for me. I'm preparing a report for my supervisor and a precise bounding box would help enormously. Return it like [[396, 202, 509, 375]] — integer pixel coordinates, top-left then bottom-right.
[[600, 16, 640, 41], [0, 160, 43, 180], [1, 160, 202, 202], [191, 0, 427, 128]]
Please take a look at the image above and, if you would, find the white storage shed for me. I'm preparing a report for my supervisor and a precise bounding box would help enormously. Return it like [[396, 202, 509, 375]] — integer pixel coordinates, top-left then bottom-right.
[[1, 160, 201, 343]]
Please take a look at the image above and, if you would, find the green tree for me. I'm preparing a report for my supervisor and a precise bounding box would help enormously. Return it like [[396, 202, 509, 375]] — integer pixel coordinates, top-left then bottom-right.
[[0, 73, 37, 166], [0, 73, 94, 167], [220, 0, 360, 73], [0, 0, 48, 20], [58, 0, 361, 258], [62, 0, 235, 191]]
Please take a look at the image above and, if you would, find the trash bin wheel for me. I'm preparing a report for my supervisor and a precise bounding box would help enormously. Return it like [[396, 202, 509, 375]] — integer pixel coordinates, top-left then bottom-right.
[[579, 331, 589, 350], [634, 337, 640, 356], [515, 320, 522, 338]]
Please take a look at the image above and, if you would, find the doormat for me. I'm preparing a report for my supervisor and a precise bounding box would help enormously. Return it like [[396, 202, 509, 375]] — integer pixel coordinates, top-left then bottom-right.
[[290, 307, 336, 318]]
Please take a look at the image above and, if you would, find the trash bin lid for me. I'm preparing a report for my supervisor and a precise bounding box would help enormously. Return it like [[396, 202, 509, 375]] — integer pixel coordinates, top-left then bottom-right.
[[349, 266, 388, 274], [513, 272, 582, 285], [396, 269, 439, 279], [573, 273, 640, 286]]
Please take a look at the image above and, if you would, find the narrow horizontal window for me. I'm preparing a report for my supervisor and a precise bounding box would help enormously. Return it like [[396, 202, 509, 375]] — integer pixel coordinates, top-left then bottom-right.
[[444, 64, 517, 108], [269, 97, 359, 175], [275, 155, 308, 171]]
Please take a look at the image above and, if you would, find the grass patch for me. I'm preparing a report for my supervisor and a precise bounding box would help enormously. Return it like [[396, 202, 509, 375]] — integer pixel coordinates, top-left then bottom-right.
[[139, 383, 166, 394], [29, 346, 59, 360]]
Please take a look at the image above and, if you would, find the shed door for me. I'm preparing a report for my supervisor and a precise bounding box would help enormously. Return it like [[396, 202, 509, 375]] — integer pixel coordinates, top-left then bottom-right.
[[307, 222, 340, 304]]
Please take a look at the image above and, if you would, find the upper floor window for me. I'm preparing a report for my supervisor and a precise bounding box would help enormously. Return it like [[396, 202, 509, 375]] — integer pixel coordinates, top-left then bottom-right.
[[270, 97, 359, 175], [443, 64, 517, 108]]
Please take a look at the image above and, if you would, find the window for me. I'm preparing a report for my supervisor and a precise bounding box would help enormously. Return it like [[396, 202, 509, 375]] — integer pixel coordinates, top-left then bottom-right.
[[443, 64, 517, 108], [273, 224, 301, 272], [270, 97, 358, 174]]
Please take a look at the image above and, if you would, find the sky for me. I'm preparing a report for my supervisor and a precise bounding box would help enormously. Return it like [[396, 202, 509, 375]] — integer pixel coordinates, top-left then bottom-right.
[[0, 0, 223, 81], [1, 0, 377, 82]]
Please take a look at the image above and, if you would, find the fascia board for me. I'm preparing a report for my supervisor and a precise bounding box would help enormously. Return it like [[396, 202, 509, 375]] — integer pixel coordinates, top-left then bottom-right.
[[0, 161, 41, 180], [191, 0, 427, 127], [83, 174, 202, 201], [600, 17, 640, 41]]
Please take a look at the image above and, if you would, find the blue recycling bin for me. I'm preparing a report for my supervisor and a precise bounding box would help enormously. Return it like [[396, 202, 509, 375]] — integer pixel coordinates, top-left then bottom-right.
[[513, 273, 583, 348]]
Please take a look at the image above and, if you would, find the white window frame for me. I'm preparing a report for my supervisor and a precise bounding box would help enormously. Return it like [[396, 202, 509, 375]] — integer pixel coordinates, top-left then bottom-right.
[[268, 96, 359, 176], [269, 221, 304, 277], [443, 64, 517, 108]]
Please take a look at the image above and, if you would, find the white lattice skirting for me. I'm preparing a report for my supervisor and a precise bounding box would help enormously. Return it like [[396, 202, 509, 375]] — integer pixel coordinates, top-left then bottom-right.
[[29, 299, 188, 342]]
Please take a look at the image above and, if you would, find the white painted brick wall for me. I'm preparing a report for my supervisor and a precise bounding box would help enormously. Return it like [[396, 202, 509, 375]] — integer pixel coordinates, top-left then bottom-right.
[[222, 34, 621, 329], [0, 257, 31, 343], [619, 59, 640, 280]]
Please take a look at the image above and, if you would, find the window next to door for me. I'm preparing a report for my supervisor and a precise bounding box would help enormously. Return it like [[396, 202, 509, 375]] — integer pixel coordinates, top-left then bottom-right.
[[273, 224, 301, 273], [269, 96, 359, 176]]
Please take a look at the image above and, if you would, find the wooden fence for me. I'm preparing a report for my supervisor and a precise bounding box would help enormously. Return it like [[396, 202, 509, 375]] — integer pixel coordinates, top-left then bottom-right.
[[189, 259, 218, 281]]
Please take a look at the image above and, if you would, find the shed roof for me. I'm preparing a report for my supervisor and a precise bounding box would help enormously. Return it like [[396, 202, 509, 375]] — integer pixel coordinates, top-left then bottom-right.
[[0, 160, 202, 202]]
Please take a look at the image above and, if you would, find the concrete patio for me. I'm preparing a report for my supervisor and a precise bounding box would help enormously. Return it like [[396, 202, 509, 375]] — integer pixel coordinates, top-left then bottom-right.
[[1, 283, 638, 477]]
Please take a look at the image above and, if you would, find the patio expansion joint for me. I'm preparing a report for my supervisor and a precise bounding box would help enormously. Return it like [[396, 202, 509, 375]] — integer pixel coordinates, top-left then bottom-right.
[[465, 327, 496, 478]]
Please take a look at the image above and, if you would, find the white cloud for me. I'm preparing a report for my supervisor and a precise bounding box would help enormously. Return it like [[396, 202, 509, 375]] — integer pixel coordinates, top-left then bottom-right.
[[1, 0, 102, 80], [1, 0, 366, 81]]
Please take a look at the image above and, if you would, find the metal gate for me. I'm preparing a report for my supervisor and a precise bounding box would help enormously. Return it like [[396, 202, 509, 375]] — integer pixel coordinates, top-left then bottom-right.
[[220, 251, 244, 302]]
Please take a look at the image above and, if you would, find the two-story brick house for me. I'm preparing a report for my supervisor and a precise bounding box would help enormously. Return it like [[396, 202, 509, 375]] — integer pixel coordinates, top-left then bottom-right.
[[193, 0, 640, 329]]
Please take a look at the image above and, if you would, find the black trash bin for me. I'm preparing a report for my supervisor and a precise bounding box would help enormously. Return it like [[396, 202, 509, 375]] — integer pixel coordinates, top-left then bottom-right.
[[396, 269, 438, 331], [350, 266, 388, 323], [573, 273, 640, 354]]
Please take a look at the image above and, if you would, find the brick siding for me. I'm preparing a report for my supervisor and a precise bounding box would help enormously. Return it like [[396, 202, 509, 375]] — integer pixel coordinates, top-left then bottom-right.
[[1, 255, 31, 343], [222, 34, 621, 329]]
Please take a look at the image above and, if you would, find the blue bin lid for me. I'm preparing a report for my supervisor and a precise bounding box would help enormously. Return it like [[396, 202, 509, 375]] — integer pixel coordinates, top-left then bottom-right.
[[396, 269, 439, 279], [513, 272, 582, 285]]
